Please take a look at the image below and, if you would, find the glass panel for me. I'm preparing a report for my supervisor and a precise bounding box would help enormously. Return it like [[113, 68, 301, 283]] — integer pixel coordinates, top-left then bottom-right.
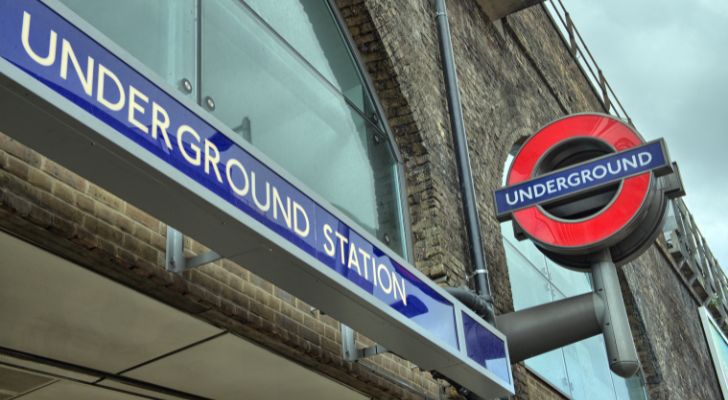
[[546, 258, 592, 298], [505, 240, 571, 394], [60, 0, 197, 98], [502, 221, 548, 274], [242, 0, 374, 113], [504, 239, 552, 310], [612, 374, 648, 400], [563, 336, 618, 400], [201, 0, 405, 256], [525, 350, 572, 396]]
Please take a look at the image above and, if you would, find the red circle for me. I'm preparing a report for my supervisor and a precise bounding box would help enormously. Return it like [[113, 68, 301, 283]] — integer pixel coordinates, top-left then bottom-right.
[[508, 114, 651, 249]]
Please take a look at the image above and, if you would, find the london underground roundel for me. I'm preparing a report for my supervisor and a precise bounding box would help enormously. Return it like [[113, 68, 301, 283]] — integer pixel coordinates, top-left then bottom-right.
[[494, 114, 685, 270]]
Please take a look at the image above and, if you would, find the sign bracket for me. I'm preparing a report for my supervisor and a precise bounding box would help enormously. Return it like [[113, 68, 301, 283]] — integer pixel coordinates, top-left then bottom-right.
[[165, 226, 222, 274], [340, 324, 389, 362]]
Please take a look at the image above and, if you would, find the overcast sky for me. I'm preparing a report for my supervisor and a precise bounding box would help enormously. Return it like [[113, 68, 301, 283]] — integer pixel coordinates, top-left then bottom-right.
[[559, 0, 728, 268]]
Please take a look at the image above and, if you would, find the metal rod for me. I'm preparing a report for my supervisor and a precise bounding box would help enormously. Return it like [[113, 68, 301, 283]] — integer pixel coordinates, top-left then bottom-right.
[[434, 0, 494, 323]]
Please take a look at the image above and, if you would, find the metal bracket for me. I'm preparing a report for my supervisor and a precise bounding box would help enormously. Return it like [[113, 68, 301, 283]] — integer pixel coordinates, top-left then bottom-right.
[[165, 226, 222, 274], [340, 324, 388, 362]]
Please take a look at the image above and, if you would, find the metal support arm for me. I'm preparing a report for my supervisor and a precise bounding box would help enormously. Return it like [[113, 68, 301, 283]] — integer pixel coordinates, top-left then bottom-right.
[[165, 226, 222, 274], [496, 292, 603, 363], [340, 324, 388, 362], [495, 250, 640, 377]]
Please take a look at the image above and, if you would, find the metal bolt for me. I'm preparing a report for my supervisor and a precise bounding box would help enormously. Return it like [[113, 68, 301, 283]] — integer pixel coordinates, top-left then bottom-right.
[[370, 112, 379, 124], [373, 135, 381, 144], [204, 96, 216, 111], [383, 233, 391, 244], [180, 78, 193, 94]]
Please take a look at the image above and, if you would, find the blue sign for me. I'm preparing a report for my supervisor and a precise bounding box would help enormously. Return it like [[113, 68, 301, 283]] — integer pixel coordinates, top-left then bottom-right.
[[462, 312, 510, 384], [494, 140, 668, 217], [2, 0, 458, 343], [0, 0, 513, 378]]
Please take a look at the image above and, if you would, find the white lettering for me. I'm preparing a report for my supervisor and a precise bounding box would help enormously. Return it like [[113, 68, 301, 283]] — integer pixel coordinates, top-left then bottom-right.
[[225, 158, 249, 197], [377, 263, 393, 294], [151, 102, 173, 149], [592, 165, 607, 179], [60, 39, 94, 96], [556, 176, 568, 191], [518, 187, 533, 202], [177, 125, 201, 166], [567, 172, 580, 186], [533, 183, 546, 198], [22, 12, 57, 66], [358, 248, 371, 280], [203, 139, 223, 184], [505, 191, 519, 205], [272, 187, 292, 230], [606, 160, 622, 175], [128, 85, 149, 133], [251, 172, 270, 212], [97, 64, 125, 111], [335, 231, 348, 265], [638, 151, 652, 167], [392, 273, 407, 305], [622, 155, 638, 170], [546, 179, 556, 194], [347, 242, 362, 275], [322, 224, 335, 257], [293, 202, 310, 238], [580, 169, 593, 183]]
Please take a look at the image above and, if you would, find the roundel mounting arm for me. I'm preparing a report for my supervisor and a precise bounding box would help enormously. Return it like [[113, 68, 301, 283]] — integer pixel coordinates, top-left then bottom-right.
[[493, 114, 684, 377]]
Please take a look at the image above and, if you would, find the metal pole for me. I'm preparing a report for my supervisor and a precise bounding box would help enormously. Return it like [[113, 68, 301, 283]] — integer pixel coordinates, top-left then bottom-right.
[[591, 249, 640, 377], [434, 0, 494, 323], [495, 292, 604, 363]]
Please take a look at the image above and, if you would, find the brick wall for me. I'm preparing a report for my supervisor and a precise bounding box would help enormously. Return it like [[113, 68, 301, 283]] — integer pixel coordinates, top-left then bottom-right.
[[620, 241, 723, 399], [0, 0, 723, 399]]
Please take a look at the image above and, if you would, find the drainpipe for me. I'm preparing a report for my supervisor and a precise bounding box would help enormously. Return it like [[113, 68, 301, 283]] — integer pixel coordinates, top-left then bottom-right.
[[435, 0, 495, 324]]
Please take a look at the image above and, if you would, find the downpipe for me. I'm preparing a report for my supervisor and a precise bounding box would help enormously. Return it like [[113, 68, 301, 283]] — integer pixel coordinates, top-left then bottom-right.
[[434, 0, 495, 324]]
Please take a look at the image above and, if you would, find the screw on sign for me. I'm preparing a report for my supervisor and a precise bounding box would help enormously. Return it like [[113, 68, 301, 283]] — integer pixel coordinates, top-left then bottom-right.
[[494, 113, 684, 377]]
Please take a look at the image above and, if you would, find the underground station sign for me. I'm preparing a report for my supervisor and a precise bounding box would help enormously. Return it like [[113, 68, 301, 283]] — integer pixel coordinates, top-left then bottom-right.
[[0, 0, 512, 397], [495, 113, 683, 268], [495, 113, 684, 377]]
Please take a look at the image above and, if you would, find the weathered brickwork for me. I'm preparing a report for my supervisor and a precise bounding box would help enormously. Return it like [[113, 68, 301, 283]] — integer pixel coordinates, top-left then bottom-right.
[[620, 241, 723, 399], [0, 0, 723, 399]]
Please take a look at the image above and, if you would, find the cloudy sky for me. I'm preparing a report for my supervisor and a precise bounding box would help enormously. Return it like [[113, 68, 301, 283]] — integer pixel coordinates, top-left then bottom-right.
[[559, 0, 728, 267]]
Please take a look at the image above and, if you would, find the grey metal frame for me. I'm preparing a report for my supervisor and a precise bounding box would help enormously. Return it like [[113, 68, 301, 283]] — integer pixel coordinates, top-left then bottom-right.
[[665, 199, 728, 330], [0, 0, 513, 396]]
